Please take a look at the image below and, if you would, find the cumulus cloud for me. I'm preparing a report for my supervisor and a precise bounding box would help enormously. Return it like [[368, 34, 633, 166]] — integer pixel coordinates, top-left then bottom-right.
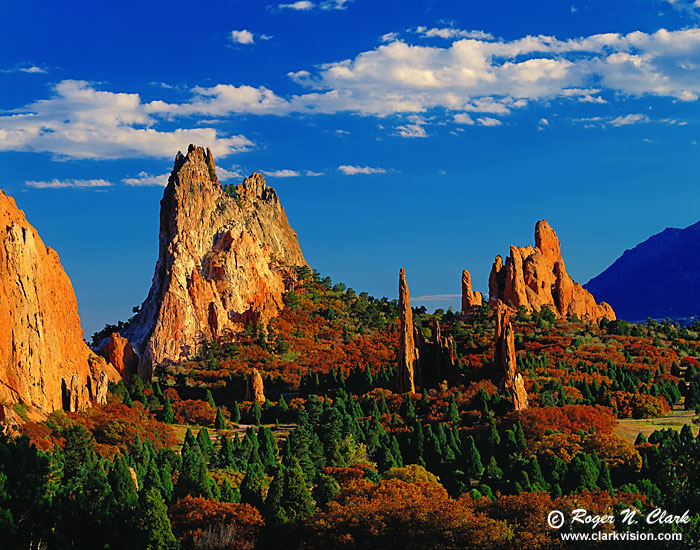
[[2, 63, 47, 74], [609, 113, 649, 126], [395, 123, 427, 137], [25, 178, 112, 189], [338, 165, 387, 175], [477, 117, 502, 127], [262, 169, 323, 177], [0, 80, 252, 159], [279, 1, 314, 9], [415, 27, 493, 40], [231, 30, 255, 44], [122, 172, 169, 186]]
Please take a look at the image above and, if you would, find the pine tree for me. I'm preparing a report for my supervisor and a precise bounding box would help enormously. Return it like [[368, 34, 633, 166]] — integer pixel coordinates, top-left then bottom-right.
[[205, 389, 216, 409], [108, 453, 138, 507], [178, 445, 213, 498], [138, 488, 178, 550], [281, 460, 315, 522], [445, 396, 460, 423], [240, 463, 267, 510], [162, 397, 174, 424], [217, 435, 236, 469], [250, 401, 262, 426], [263, 466, 287, 526], [196, 428, 215, 463], [463, 436, 484, 479], [312, 473, 340, 509], [215, 407, 226, 430], [220, 479, 240, 503], [597, 461, 614, 493], [231, 400, 242, 423], [400, 394, 416, 422], [258, 426, 278, 470]]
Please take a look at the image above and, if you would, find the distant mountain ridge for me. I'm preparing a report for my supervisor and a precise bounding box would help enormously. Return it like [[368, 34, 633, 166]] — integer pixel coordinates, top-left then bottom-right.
[[585, 219, 700, 321]]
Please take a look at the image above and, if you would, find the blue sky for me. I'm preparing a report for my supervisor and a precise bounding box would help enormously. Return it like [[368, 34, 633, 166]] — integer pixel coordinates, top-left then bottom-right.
[[2, 0, 700, 336]]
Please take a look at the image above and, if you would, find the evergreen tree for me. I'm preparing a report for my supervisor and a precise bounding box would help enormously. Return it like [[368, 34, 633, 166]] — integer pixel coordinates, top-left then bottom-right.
[[205, 389, 216, 409], [177, 445, 213, 498], [463, 436, 484, 479], [217, 435, 236, 469], [597, 461, 614, 493], [108, 453, 138, 507], [138, 488, 178, 550], [250, 401, 262, 426], [445, 395, 460, 423], [313, 473, 340, 509], [240, 463, 267, 510], [258, 426, 278, 470], [281, 460, 315, 522], [220, 479, 240, 503], [162, 397, 174, 424], [400, 394, 416, 422], [263, 466, 287, 526], [196, 428, 215, 463], [214, 407, 226, 430], [231, 400, 242, 423]]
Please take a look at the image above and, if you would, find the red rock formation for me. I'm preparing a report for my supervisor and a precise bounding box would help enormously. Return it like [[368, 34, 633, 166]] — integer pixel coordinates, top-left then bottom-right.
[[431, 319, 455, 384], [122, 145, 307, 374], [245, 368, 265, 403], [106, 333, 138, 378], [488, 220, 615, 322], [461, 269, 483, 313], [0, 190, 120, 417], [396, 269, 419, 393], [494, 303, 528, 411]]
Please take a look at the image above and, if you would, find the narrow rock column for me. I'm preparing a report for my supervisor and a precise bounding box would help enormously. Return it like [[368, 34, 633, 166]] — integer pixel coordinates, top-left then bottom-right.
[[397, 269, 418, 393], [495, 303, 528, 411]]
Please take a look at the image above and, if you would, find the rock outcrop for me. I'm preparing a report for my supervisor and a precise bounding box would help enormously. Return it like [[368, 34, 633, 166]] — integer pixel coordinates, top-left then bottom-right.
[[430, 319, 455, 385], [245, 368, 265, 403], [106, 333, 138, 378], [461, 270, 483, 313], [494, 303, 528, 411], [0, 190, 120, 416], [488, 220, 615, 322], [122, 145, 307, 375], [396, 269, 419, 393]]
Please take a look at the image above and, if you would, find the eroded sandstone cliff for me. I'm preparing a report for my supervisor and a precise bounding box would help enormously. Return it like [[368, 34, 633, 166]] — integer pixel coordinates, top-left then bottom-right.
[[488, 220, 615, 322], [124, 145, 307, 375], [0, 190, 119, 417]]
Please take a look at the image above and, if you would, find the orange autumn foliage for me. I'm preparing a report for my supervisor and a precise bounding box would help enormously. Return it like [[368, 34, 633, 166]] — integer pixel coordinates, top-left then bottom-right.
[[169, 496, 263, 550]]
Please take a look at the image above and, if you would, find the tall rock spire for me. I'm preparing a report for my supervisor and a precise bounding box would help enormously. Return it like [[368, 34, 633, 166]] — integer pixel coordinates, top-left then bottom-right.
[[461, 269, 483, 313], [396, 268, 418, 393], [494, 303, 528, 411], [122, 145, 307, 375]]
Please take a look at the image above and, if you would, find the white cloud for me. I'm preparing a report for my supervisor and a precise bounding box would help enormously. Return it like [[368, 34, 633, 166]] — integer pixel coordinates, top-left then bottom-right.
[[2, 64, 47, 74], [26, 178, 112, 189], [0, 80, 252, 159], [279, 1, 314, 9], [609, 113, 649, 126], [395, 123, 427, 137], [453, 113, 475, 125], [477, 117, 502, 127], [415, 27, 493, 40], [262, 169, 324, 177], [338, 165, 387, 175], [231, 30, 255, 44], [217, 166, 245, 181], [320, 0, 352, 9], [381, 32, 400, 43], [122, 171, 170, 186], [539, 117, 550, 126]]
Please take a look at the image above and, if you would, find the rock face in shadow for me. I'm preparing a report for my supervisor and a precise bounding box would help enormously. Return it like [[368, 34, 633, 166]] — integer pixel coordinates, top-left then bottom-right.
[[123, 145, 307, 375], [0, 190, 119, 416], [494, 303, 528, 412], [488, 220, 615, 322], [396, 268, 419, 393], [461, 269, 483, 313], [585, 219, 700, 321], [106, 333, 139, 378]]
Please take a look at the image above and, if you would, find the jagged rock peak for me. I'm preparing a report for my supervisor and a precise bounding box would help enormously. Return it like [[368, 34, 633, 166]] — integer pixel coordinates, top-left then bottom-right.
[[396, 268, 418, 393], [488, 220, 615, 322], [494, 303, 528, 411], [123, 145, 307, 374], [461, 269, 483, 313], [0, 190, 120, 419]]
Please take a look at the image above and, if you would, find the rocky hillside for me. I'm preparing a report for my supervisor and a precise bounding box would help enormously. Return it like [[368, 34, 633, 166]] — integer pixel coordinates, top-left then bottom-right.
[[123, 145, 307, 375], [0, 191, 119, 418], [585, 219, 700, 321], [488, 220, 615, 322]]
